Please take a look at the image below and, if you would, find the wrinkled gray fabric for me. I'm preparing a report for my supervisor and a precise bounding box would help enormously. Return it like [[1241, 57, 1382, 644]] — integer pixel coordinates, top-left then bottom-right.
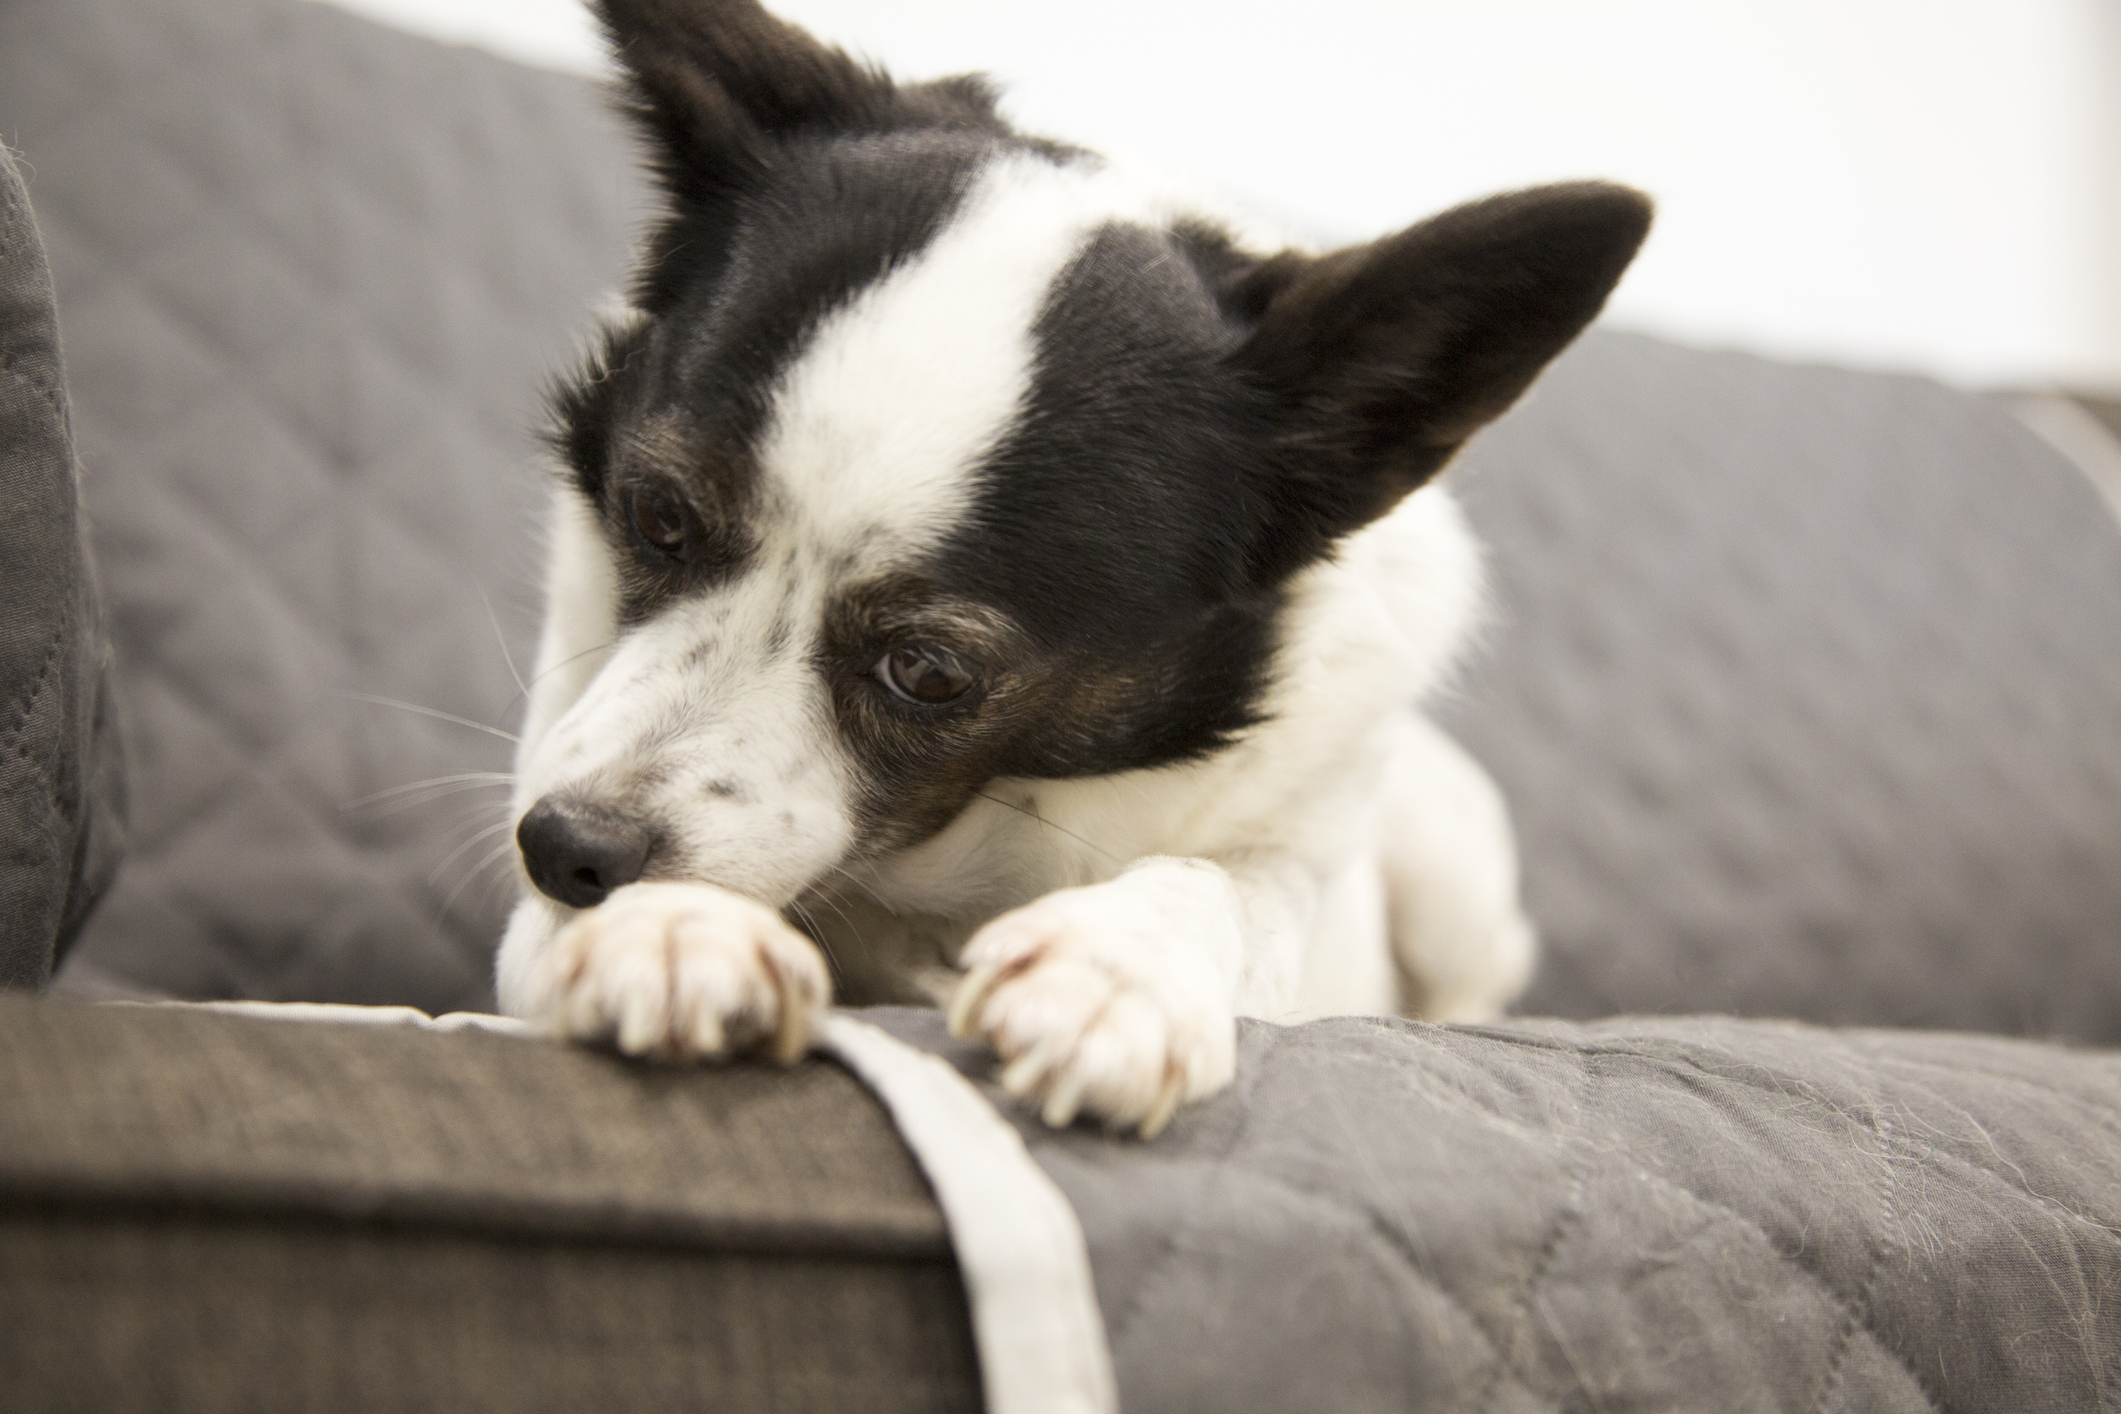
[[1440, 334, 2121, 1043], [872, 1005, 2121, 1413], [0, 0, 642, 1009], [0, 144, 125, 989]]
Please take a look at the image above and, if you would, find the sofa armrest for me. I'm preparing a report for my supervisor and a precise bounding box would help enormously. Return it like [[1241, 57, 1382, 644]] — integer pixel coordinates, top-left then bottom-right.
[[0, 994, 981, 1413]]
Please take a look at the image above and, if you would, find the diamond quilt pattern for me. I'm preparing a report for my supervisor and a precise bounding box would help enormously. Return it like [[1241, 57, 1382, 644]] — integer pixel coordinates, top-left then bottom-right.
[[895, 1005, 2118, 1412], [1441, 332, 2121, 1043], [961, 1008, 2120, 1412], [0, 0, 645, 1009]]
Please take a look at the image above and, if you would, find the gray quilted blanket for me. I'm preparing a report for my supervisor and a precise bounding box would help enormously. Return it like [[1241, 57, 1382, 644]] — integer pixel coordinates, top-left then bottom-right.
[[870, 1006, 2121, 1412]]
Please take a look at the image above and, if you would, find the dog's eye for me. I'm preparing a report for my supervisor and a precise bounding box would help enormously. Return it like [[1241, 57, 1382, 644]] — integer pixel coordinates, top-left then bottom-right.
[[626, 484, 701, 562], [875, 645, 976, 706]]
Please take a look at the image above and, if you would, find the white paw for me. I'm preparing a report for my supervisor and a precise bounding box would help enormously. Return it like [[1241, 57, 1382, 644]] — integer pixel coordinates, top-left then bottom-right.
[[518, 881, 831, 1063], [947, 865, 1239, 1137]]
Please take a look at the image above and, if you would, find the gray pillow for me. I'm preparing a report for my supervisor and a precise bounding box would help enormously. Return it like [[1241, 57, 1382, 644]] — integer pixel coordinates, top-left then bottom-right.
[[0, 144, 126, 989]]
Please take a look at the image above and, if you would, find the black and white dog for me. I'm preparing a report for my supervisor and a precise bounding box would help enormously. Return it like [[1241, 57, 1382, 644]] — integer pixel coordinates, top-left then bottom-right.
[[498, 0, 1649, 1134]]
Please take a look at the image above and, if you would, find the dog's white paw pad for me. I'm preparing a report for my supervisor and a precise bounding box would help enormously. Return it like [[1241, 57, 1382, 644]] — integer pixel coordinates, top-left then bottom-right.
[[948, 885, 1236, 1137], [528, 881, 830, 1063]]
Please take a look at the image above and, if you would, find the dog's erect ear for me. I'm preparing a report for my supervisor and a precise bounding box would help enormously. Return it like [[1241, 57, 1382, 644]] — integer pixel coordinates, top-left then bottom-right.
[[1231, 182, 1651, 578], [594, 0, 997, 203]]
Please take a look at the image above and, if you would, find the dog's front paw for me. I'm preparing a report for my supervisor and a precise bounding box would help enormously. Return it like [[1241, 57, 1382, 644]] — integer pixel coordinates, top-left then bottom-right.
[[947, 864, 1239, 1137], [521, 881, 830, 1063]]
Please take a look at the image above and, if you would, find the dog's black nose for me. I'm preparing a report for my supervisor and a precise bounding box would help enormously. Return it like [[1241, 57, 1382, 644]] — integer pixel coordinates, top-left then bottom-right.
[[517, 797, 653, 909]]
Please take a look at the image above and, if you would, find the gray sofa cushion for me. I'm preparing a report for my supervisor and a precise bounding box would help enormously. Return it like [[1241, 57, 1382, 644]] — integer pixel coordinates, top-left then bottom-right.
[[1440, 337, 2121, 1042], [0, 0, 643, 1010], [0, 144, 125, 989]]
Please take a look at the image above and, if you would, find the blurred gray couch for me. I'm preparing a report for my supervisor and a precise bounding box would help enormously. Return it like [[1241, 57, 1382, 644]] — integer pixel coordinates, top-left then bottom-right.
[[3, 0, 2118, 1409]]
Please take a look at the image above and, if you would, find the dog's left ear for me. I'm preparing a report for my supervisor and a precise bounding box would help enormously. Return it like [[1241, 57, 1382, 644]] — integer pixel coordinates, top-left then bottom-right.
[[1231, 182, 1651, 577]]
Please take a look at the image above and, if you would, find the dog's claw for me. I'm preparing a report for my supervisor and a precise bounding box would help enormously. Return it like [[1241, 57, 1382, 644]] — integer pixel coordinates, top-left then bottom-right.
[[948, 961, 1002, 1038], [1040, 1067, 1090, 1129], [616, 981, 666, 1057], [999, 1033, 1068, 1099], [687, 1006, 727, 1060], [758, 945, 811, 1064], [1138, 1065, 1187, 1139]]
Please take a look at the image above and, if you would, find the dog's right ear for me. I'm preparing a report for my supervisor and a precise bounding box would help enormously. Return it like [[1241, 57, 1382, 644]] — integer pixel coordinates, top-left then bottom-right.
[[595, 1, 998, 202], [595, 1, 1006, 311], [595, 0, 890, 203]]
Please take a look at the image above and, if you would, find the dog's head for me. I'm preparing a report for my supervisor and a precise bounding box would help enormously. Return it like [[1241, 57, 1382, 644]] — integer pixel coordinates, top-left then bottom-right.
[[511, 0, 1650, 914]]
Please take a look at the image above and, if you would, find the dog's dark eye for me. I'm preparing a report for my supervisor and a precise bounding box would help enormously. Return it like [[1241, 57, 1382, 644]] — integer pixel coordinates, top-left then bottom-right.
[[875, 645, 976, 706], [626, 484, 702, 562]]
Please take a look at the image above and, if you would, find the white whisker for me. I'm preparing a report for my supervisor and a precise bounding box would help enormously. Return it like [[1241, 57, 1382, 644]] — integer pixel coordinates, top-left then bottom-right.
[[811, 887, 862, 938], [340, 691, 521, 744], [428, 817, 517, 886], [477, 581, 529, 699], [440, 838, 522, 919], [501, 640, 616, 723], [974, 789, 1120, 866], [785, 899, 843, 973], [343, 772, 518, 814], [824, 862, 886, 907]]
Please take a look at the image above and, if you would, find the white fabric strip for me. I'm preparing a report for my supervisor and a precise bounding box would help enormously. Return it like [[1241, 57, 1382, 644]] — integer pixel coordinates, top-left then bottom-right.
[[818, 1013, 1119, 1414], [136, 1000, 1118, 1414], [168, 999, 537, 1036]]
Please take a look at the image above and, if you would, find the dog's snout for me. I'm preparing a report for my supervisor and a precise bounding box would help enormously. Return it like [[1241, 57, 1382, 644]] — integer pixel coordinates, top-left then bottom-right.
[[518, 797, 653, 909]]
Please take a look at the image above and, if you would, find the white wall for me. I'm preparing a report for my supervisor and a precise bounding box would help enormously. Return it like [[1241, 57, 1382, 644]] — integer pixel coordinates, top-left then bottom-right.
[[317, 0, 2121, 392]]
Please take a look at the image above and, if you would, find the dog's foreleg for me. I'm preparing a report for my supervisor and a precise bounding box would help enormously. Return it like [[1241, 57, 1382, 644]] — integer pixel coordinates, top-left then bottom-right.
[[496, 883, 832, 1062], [947, 854, 1321, 1136], [1376, 714, 1537, 1022]]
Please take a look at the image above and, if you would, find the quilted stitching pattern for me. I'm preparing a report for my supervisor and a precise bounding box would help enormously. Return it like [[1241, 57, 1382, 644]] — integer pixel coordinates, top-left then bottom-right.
[[875, 1006, 2121, 1412], [0, 0, 643, 1009], [1440, 333, 2121, 1042]]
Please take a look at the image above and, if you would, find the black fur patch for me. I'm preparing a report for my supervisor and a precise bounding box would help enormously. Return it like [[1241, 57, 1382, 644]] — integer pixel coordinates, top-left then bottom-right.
[[938, 221, 1288, 759], [804, 223, 1299, 855]]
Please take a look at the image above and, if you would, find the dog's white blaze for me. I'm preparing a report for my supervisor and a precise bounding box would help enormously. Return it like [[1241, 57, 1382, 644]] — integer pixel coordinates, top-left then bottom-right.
[[517, 485, 620, 765], [755, 152, 1195, 573]]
